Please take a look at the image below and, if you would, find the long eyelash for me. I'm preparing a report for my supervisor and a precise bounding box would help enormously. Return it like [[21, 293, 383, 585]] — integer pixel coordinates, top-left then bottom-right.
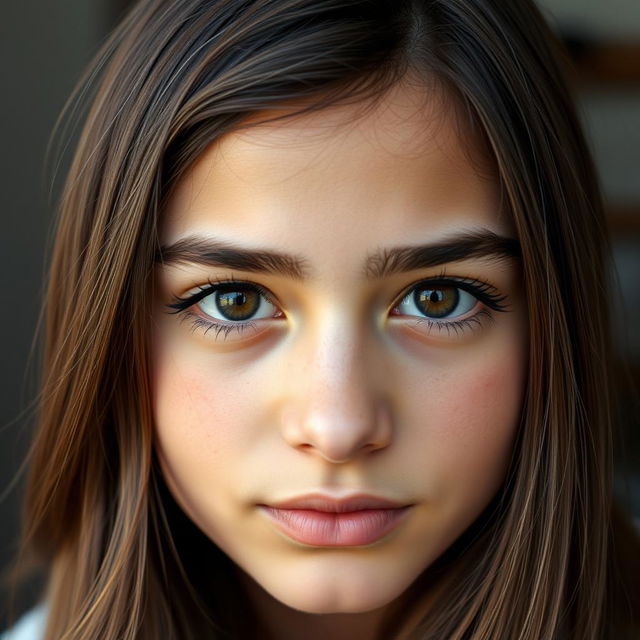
[[165, 278, 274, 341], [393, 272, 508, 335], [167, 274, 507, 340], [409, 309, 494, 336], [415, 273, 509, 312], [181, 311, 258, 341], [166, 278, 274, 314]]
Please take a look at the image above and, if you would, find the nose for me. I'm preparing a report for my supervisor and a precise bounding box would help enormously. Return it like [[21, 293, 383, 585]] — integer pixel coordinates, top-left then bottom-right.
[[279, 316, 393, 464]]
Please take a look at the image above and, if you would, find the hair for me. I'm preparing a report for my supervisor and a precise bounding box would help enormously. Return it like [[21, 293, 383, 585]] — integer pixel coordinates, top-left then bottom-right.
[[11, 0, 639, 638]]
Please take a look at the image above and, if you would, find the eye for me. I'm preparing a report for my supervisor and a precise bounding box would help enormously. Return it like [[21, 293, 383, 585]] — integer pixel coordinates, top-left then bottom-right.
[[395, 284, 477, 320], [391, 277, 508, 328], [197, 284, 279, 322], [166, 280, 282, 328]]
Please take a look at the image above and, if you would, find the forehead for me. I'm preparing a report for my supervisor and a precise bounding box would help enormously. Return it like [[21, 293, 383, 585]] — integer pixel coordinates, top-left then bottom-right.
[[162, 80, 509, 249]]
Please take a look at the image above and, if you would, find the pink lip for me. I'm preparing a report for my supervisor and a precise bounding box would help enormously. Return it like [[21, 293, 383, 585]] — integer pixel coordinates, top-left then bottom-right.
[[259, 494, 413, 546]]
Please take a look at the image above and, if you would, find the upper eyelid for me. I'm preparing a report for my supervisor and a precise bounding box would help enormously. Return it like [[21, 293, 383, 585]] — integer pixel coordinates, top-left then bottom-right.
[[167, 275, 507, 316], [184, 274, 500, 294], [167, 279, 279, 313], [392, 276, 507, 311]]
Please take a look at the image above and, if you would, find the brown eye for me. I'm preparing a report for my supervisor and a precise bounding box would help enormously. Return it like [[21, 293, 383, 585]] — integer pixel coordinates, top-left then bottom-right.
[[415, 287, 459, 318], [396, 283, 477, 320], [215, 288, 261, 320], [198, 285, 278, 322]]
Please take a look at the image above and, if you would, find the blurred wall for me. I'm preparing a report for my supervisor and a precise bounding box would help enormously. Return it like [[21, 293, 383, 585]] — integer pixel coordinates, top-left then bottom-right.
[[537, 0, 640, 39], [0, 0, 112, 624], [538, 0, 640, 514]]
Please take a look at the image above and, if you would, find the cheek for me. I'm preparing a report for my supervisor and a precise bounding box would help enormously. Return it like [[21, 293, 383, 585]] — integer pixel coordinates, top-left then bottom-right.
[[437, 356, 522, 442], [444, 360, 522, 471], [150, 334, 257, 517], [398, 323, 526, 510], [153, 361, 228, 456], [152, 330, 257, 454]]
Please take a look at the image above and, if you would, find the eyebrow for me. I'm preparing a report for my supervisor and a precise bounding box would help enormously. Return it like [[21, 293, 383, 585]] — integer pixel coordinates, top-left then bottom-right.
[[157, 229, 520, 280]]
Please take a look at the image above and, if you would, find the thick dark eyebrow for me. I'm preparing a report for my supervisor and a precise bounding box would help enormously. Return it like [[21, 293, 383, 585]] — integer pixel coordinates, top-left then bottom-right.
[[157, 236, 311, 279], [157, 229, 520, 280], [364, 230, 520, 279]]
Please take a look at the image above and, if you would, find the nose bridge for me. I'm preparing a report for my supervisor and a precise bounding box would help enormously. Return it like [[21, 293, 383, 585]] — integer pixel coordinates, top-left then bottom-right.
[[307, 322, 366, 414], [280, 306, 393, 462]]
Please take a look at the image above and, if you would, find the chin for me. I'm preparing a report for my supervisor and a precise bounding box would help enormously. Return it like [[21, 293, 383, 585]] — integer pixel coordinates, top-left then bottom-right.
[[246, 562, 414, 614], [276, 592, 389, 615]]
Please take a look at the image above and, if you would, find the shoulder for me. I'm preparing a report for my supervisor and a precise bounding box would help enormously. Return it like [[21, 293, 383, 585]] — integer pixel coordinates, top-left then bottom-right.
[[1, 606, 47, 640]]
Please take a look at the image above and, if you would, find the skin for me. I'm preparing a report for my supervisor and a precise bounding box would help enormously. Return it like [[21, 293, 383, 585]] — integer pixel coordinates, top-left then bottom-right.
[[152, 80, 527, 639]]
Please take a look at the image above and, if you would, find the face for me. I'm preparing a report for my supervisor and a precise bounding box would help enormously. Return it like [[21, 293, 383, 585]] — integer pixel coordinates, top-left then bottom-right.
[[152, 81, 527, 621]]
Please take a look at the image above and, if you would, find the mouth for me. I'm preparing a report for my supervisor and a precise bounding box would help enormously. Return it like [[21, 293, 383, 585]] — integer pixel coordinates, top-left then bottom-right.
[[258, 493, 413, 547]]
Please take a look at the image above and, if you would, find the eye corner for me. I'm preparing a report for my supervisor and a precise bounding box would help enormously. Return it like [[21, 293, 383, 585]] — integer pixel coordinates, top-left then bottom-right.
[[165, 296, 190, 314]]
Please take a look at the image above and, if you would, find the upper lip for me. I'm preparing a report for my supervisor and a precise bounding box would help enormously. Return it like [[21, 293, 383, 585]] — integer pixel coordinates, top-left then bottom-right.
[[263, 493, 409, 513]]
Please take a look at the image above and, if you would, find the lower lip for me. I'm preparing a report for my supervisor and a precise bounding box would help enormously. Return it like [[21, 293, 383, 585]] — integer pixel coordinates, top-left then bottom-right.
[[259, 506, 412, 546]]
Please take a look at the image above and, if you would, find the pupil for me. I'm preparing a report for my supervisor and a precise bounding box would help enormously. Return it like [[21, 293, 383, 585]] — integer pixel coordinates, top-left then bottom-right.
[[415, 286, 458, 318], [216, 288, 259, 321]]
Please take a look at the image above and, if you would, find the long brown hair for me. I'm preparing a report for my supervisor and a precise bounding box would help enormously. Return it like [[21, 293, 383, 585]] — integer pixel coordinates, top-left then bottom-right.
[[16, 0, 639, 638]]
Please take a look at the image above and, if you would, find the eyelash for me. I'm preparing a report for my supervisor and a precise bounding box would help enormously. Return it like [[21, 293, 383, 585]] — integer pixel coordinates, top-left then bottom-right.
[[395, 275, 507, 337], [167, 279, 276, 340], [166, 275, 508, 341]]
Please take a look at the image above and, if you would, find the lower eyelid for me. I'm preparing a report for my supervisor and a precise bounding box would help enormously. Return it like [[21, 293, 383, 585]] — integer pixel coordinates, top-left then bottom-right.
[[181, 311, 263, 341], [387, 307, 494, 339], [423, 308, 490, 326], [390, 295, 482, 320], [183, 309, 493, 345]]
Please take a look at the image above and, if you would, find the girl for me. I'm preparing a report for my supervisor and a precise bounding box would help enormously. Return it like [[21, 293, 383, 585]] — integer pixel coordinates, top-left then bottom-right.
[[5, 0, 640, 638]]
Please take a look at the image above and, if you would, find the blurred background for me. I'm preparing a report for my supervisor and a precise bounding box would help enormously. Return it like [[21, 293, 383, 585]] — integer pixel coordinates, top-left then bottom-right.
[[1, 0, 639, 626]]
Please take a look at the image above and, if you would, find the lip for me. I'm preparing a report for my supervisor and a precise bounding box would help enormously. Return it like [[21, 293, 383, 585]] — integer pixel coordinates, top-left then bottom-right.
[[258, 493, 413, 547]]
